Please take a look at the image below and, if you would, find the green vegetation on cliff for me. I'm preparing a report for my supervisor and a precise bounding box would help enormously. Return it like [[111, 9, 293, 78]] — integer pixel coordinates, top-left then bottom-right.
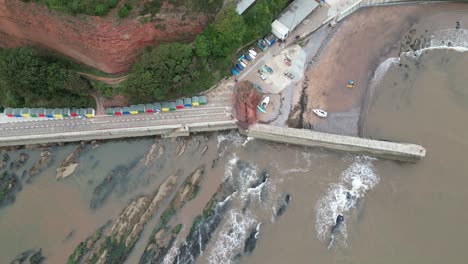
[[122, 0, 292, 103], [0, 47, 94, 108]]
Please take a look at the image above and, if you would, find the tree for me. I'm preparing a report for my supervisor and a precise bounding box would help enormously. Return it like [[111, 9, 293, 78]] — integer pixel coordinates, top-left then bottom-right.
[[123, 43, 193, 103], [194, 35, 210, 58], [0, 47, 93, 108]]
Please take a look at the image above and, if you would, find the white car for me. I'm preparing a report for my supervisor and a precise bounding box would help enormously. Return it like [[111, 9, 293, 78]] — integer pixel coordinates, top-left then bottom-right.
[[239, 61, 247, 68], [249, 49, 257, 59]]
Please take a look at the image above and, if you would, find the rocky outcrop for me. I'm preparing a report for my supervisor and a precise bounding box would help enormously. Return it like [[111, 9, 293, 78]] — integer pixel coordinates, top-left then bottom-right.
[[14, 153, 28, 169], [84, 174, 177, 264], [0, 0, 211, 74], [235, 81, 262, 129], [56, 142, 86, 180], [29, 150, 53, 178], [140, 167, 205, 264], [142, 142, 164, 166]]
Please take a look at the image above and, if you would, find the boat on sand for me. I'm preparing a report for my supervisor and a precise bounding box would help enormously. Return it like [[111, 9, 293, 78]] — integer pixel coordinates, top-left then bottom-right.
[[312, 109, 327, 118]]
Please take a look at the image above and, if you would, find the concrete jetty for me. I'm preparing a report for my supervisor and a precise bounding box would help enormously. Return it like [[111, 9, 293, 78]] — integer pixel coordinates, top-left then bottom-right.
[[242, 124, 425, 162]]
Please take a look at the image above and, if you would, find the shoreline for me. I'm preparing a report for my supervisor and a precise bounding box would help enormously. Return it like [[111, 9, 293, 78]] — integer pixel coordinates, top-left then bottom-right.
[[289, 2, 468, 137]]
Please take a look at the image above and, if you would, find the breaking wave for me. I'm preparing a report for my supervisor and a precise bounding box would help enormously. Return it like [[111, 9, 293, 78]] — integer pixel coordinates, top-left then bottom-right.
[[208, 160, 272, 264], [315, 156, 379, 248]]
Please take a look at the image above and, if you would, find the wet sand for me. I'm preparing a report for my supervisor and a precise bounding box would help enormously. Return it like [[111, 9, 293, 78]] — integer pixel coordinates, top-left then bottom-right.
[[297, 3, 468, 135]]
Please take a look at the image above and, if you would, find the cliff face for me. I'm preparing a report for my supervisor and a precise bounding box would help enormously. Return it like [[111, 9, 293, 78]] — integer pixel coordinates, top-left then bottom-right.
[[0, 0, 210, 73]]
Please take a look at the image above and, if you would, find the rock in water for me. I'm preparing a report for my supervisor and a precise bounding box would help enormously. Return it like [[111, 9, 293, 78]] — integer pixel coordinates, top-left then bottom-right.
[[275, 194, 291, 217]]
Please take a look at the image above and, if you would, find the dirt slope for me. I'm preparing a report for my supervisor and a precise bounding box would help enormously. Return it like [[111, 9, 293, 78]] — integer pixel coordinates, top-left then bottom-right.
[[0, 0, 210, 74]]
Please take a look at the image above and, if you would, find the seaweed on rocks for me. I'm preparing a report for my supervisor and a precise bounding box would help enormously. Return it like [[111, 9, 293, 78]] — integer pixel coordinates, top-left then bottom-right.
[[139, 168, 205, 264], [0, 152, 10, 170], [28, 149, 53, 180], [10, 248, 45, 264], [67, 222, 109, 264], [167, 183, 235, 264], [14, 153, 29, 169], [0, 171, 22, 208], [84, 175, 177, 264]]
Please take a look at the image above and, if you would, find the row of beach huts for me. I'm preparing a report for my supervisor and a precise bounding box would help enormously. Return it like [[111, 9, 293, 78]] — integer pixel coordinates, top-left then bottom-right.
[[4, 107, 96, 118], [3, 96, 207, 118], [105, 96, 207, 116]]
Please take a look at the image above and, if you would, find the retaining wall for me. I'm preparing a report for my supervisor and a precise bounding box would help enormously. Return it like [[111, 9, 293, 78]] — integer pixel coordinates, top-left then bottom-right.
[[0, 121, 238, 147], [242, 124, 425, 162]]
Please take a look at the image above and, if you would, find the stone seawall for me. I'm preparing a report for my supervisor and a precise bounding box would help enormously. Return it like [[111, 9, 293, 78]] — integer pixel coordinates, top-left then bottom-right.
[[0, 121, 238, 147], [242, 124, 425, 162]]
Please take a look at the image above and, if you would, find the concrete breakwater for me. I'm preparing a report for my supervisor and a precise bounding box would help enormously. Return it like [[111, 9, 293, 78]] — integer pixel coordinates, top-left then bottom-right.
[[0, 121, 238, 147], [241, 124, 425, 162], [0, 122, 425, 162]]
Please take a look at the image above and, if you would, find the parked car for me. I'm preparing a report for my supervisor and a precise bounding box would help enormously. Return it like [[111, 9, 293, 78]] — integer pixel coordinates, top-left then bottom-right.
[[264, 64, 273, 74], [257, 70, 267, 81], [239, 61, 247, 68], [236, 63, 244, 71], [241, 58, 249, 65], [249, 49, 258, 57], [245, 53, 253, 61], [284, 71, 294, 79], [249, 51, 257, 59], [231, 69, 240, 76]]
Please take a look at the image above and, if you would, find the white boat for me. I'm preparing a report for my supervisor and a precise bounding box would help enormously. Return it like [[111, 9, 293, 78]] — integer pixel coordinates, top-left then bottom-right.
[[257, 96, 270, 113], [312, 109, 327, 118]]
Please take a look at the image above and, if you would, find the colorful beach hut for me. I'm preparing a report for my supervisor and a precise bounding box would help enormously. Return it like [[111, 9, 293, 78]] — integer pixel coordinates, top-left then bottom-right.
[[29, 109, 39, 118], [114, 107, 122, 115], [176, 99, 184, 109], [70, 108, 79, 117], [137, 104, 145, 113], [62, 108, 71, 117], [122, 107, 131, 115], [129, 105, 138, 115], [161, 102, 170, 112], [85, 108, 95, 118], [45, 109, 54, 118], [21, 108, 31, 117], [5, 108, 14, 117], [169, 102, 176, 111], [183, 98, 192, 108], [53, 108, 63, 118], [145, 104, 154, 113], [199, 96, 207, 105], [37, 108, 46, 117], [153, 103, 161, 113], [192, 96, 200, 106], [106, 108, 114, 115], [78, 108, 86, 117], [13, 108, 22, 117]]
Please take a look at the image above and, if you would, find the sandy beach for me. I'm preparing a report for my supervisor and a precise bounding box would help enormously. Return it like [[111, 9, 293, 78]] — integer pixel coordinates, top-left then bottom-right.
[[290, 3, 468, 135]]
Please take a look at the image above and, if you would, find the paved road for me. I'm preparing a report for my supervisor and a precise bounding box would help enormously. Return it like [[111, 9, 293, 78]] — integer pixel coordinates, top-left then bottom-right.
[[0, 106, 232, 137]]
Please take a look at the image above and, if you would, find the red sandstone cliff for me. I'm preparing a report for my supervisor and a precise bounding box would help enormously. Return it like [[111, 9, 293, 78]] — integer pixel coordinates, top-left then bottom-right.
[[0, 0, 210, 74]]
